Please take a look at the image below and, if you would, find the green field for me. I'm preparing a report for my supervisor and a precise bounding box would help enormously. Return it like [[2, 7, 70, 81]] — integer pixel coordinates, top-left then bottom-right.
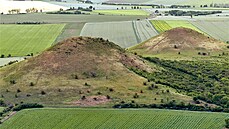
[[0, 107, 4, 112], [55, 23, 85, 43], [151, 20, 172, 33], [0, 14, 147, 24], [151, 20, 202, 33], [1, 108, 228, 129], [166, 20, 202, 33], [0, 24, 65, 56], [93, 9, 150, 16]]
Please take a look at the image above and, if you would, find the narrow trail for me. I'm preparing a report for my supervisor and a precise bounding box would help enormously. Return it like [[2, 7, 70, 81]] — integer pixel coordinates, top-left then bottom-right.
[[0, 111, 17, 123]]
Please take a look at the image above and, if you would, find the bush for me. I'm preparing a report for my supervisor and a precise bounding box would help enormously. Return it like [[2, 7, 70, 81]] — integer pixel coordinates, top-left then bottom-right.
[[41, 91, 46, 95], [226, 118, 229, 128], [12, 103, 43, 111]]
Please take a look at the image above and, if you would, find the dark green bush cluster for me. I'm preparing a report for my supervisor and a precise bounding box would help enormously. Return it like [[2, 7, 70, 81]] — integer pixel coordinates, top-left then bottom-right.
[[167, 10, 222, 16], [12, 103, 43, 111], [113, 102, 229, 113], [131, 57, 229, 108]]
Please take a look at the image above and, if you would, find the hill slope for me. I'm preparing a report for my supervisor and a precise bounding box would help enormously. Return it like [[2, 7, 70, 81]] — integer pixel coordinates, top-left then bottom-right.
[[0, 37, 192, 106], [129, 27, 228, 58]]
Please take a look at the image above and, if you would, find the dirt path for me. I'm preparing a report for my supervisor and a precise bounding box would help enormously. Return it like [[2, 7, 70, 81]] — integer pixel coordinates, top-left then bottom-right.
[[0, 111, 17, 123]]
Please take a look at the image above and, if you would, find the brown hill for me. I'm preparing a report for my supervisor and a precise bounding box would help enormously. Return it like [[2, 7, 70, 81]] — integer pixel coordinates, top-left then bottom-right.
[[129, 27, 228, 56], [0, 37, 162, 106]]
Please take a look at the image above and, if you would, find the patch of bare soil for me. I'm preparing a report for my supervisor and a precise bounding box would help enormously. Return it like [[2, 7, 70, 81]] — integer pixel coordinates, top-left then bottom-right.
[[71, 95, 111, 106]]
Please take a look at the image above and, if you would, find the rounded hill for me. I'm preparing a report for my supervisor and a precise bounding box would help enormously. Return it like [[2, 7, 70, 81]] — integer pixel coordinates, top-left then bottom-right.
[[129, 27, 228, 57]]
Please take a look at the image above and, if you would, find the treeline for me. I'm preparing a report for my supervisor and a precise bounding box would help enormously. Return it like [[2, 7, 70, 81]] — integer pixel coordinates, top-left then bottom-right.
[[130, 57, 229, 108], [113, 102, 229, 113], [47, 11, 83, 15], [47, 7, 93, 15], [167, 10, 222, 16], [0, 102, 43, 123]]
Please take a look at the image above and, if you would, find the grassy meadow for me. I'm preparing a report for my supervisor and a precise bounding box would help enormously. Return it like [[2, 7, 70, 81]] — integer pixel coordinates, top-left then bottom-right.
[[0, 24, 65, 56], [1, 108, 228, 129]]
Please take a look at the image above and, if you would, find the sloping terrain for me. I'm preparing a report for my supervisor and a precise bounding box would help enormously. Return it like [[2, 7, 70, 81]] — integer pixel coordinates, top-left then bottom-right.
[[0, 37, 191, 106], [129, 27, 228, 57]]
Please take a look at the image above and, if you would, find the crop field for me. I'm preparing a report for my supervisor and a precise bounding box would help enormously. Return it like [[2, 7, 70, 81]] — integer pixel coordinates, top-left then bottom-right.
[[150, 20, 172, 33], [1, 108, 229, 129], [133, 20, 158, 43], [93, 9, 150, 16], [55, 23, 86, 43], [0, 24, 65, 56], [106, 0, 151, 3], [80, 20, 158, 48], [151, 20, 204, 34], [0, 14, 147, 24], [143, 0, 228, 6], [80, 21, 137, 48], [191, 20, 229, 42], [165, 20, 202, 33]]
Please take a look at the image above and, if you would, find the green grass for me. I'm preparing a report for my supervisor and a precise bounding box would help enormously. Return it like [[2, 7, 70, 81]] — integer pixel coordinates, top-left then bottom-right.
[[150, 20, 202, 33], [165, 20, 203, 33], [1, 108, 228, 129], [93, 9, 150, 16], [0, 107, 4, 112], [150, 20, 172, 33], [55, 23, 85, 43], [0, 24, 65, 56]]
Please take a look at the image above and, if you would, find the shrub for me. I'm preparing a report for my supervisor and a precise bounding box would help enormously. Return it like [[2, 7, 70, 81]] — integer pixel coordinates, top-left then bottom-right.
[[225, 118, 229, 128], [30, 82, 34, 86], [133, 93, 139, 98], [10, 80, 16, 84], [12, 103, 43, 111], [81, 96, 86, 100], [41, 91, 46, 95], [17, 89, 21, 93]]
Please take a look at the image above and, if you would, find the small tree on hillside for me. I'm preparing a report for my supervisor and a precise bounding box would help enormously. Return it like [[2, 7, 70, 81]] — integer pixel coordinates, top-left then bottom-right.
[[225, 118, 229, 128]]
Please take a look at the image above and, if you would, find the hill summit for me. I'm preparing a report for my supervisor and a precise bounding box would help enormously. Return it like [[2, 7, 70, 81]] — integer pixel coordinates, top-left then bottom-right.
[[129, 27, 228, 56], [0, 37, 153, 105]]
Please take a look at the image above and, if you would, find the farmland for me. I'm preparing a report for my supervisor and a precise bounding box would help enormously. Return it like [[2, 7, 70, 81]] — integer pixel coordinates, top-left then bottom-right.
[[93, 9, 150, 16], [191, 20, 229, 42], [55, 23, 86, 43], [150, 20, 172, 33], [0, 24, 65, 56], [1, 108, 228, 129], [165, 20, 202, 33], [80, 20, 158, 48], [150, 20, 202, 33], [133, 20, 158, 43], [0, 14, 147, 24]]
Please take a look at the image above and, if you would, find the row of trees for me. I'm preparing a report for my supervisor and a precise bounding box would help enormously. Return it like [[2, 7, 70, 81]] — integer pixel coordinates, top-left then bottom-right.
[[131, 57, 229, 108], [7, 8, 41, 14]]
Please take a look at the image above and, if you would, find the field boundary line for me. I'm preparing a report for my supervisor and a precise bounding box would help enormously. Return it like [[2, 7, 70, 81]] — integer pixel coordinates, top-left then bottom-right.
[[132, 21, 141, 43]]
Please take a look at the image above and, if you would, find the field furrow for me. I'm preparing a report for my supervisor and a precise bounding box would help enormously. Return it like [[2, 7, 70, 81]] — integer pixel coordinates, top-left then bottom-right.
[[0, 24, 65, 56]]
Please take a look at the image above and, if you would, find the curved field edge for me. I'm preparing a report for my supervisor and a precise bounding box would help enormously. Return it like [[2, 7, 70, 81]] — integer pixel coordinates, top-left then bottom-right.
[[1, 108, 228, 129], [0, 24, 65, 57]]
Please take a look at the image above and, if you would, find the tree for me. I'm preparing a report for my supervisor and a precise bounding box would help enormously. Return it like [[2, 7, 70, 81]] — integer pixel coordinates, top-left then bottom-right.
[[225, 118, 229, 128]]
